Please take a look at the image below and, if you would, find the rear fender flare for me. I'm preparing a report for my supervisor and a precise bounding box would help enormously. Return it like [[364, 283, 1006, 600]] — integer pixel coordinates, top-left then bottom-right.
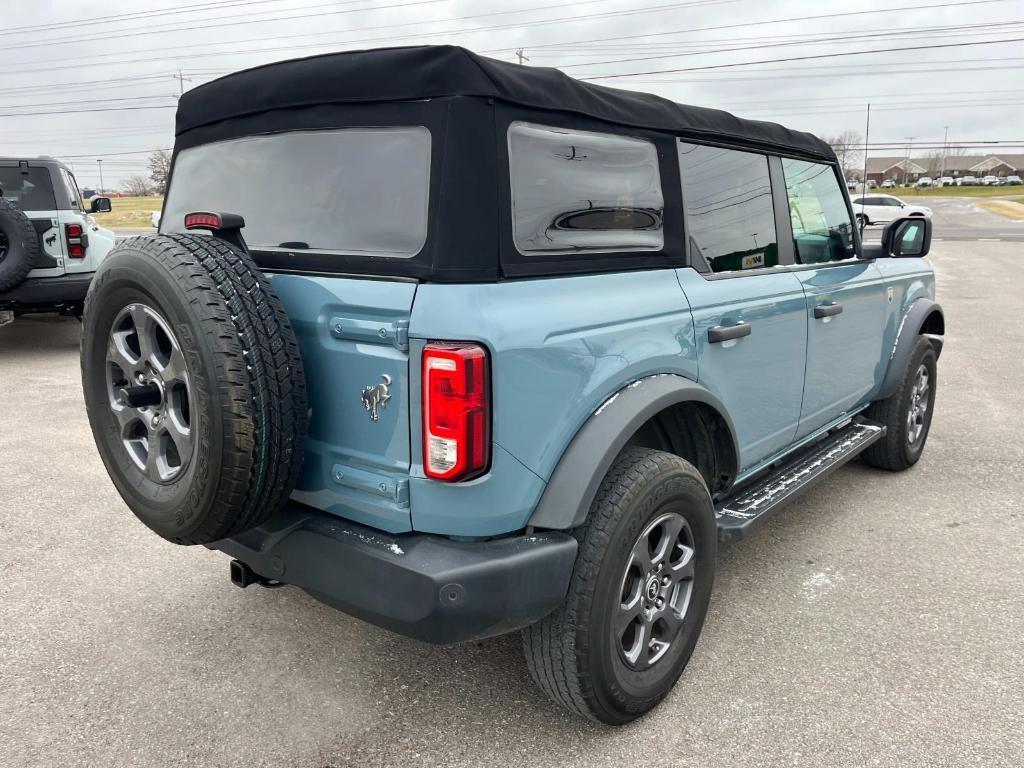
[[527, 374, 739, 531], [878, 298, 944, 401]]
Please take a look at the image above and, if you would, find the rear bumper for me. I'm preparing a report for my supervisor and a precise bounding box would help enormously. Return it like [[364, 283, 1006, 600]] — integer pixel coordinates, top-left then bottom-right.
[[0, 272, 93, 308], [211, 503, 578, 644]]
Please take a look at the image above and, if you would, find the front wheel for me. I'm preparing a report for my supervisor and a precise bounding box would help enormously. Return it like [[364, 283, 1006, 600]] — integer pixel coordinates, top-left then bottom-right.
[[862, 335, 938, 471], [523, 447, 716, 724], [855, 213, 869, 227]]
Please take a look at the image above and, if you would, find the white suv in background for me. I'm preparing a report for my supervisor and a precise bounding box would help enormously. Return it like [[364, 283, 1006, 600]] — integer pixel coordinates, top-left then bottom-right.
[[851, 194, 933, 226]]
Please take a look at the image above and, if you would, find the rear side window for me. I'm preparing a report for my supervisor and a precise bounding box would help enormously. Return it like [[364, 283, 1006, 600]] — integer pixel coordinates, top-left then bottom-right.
[[678, 143, 778, 273], [163, 127, 431, 257], [781, 158, 856, 263], [508, 122, 664, 254], [0, 166, 56, 211]]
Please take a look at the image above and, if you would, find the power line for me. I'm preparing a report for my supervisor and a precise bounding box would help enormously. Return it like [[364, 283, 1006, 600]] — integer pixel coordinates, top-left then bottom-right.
[[481, 0, 1016, 55], [1, 0, 738, 76], [578, 36, 1024, 79]]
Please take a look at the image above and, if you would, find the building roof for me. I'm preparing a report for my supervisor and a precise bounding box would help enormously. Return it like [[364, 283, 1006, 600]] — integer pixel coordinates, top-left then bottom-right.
[[866, 154, 1024, 175], [176, 45, 836, 162]]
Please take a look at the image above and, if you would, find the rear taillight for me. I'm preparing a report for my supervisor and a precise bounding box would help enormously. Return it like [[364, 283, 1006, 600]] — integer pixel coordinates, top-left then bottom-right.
[[65, 223, 85, 257], [184, 211, 222, 230], [422, 342, 490, 482]]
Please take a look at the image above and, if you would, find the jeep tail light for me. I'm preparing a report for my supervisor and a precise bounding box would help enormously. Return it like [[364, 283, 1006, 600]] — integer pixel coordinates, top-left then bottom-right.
[[65, 223, 85, 257], [422, 342, 490, 482]]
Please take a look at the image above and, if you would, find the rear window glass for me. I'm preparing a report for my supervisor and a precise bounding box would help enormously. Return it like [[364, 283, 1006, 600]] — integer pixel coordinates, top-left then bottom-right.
[[163, 128, 431, 257], [0, 167, 56, 211], [508, 122, 664, 254], [678, 143, 778, 273]]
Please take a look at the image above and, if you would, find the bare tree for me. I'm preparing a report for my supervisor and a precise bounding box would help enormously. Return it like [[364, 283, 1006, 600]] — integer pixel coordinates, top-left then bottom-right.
[[122, 175, 154, 196], [826, 131, 864, 179], [148, 149, 172, 194]]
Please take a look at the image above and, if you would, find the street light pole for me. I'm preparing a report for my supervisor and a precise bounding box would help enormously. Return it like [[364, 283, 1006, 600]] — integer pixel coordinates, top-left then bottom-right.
[[903, 137, 915, 187], [939, 125, 949, 181], [97, 159, 104, 193]]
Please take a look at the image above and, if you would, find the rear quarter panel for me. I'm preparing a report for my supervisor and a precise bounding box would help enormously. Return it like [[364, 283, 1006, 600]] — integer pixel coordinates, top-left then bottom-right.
[[408, 268, 697, 536]]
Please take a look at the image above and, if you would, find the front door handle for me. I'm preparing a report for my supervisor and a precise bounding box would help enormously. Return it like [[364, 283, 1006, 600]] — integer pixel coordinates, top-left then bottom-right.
[[813, 302, 843, 319], [708, 322, 752, 343]]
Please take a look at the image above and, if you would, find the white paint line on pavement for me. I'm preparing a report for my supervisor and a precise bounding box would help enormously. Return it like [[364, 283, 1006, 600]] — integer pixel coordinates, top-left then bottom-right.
[[978, 238, 1001, 242]]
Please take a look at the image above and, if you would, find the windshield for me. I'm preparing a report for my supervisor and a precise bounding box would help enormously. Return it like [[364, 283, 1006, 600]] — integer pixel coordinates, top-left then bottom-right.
[[163, 127, 431, 257], [0, 166, 57, 211]]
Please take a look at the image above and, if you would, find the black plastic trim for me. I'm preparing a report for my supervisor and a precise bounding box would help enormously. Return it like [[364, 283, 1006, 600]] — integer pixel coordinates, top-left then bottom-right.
[[0, 272, 92, 307], [528, 374, 740, 530], [211, 503, 578, 645]]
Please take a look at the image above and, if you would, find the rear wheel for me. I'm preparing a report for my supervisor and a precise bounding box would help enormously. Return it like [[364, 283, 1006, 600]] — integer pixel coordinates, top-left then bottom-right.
[[523, 447, 716, 724], [81, 234, 308, 544], [855, 213, 869, 227]]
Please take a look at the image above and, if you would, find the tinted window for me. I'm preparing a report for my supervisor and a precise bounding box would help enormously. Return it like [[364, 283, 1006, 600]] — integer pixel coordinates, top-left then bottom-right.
[[59, 168, 84, 210], [163, 128, 431, 257], [0, 166, 56, 211], [678, 143, 777, 273], [782, 158, 856, 263], [508, 122, 664, 254]]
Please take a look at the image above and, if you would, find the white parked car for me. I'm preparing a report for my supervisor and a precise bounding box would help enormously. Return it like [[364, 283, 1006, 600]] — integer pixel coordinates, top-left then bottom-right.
[[957, 175, 978, 186], [938, 177, 954, 187], [850, 194, 932, 226], [150, 210, 161, 228], [881, 179, 896, 189], [981, 175, 1000, 186], [915, 176, 933, 188], [1006, 175, 1022, 185]]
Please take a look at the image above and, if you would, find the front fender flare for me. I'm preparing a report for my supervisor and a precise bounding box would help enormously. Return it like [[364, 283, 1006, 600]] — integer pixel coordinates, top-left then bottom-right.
[[527, 374, 739, 531], [878, 299, 944, 401]]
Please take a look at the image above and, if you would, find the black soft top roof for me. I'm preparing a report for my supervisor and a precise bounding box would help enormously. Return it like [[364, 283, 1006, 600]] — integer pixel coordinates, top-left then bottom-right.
[[176, 45, 835, 162]]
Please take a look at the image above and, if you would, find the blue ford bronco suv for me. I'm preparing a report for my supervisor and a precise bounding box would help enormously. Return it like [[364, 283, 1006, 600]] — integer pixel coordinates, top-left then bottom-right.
[[80, 46, 943, 724]]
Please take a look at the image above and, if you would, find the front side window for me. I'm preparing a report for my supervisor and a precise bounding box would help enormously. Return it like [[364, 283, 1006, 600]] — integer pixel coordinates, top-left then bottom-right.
[[678, 143, 778, 273], [163, 127, 431, 257], [782, 158, 856, 263], [508, 122, 664, 254], [0, 166, 57, 211]]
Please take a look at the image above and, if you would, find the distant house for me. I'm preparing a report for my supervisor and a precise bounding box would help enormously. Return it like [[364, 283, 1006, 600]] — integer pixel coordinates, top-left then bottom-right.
[[865, 155, 1024, 184]]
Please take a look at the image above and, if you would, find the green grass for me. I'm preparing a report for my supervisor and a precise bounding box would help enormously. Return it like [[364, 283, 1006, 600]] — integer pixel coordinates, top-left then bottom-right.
[[875, 185, 1022, 198], [91, 195, 163, 230]]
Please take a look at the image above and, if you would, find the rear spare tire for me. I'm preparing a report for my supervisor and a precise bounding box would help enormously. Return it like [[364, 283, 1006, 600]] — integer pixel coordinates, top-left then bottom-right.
[[0, 197, 40, 292], [81, 234, 308, 545]]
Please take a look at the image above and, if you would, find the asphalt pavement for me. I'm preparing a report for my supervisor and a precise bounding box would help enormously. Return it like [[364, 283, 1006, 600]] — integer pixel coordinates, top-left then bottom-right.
[[1, 208, 1022, 766]]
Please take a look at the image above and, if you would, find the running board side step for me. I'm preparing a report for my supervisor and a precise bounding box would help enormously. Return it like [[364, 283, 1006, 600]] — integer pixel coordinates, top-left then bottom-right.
[[715, 421, 885, 542]]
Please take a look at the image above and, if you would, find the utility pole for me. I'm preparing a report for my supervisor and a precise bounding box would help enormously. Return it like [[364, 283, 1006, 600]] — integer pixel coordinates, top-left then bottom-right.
[[172, 69, 192, 98], [97, 159, 104, 193], [515, 48, 529, 65], [860, 103, 870, 223], [939, 125, 949, 181], [903, 137, 915, 187]]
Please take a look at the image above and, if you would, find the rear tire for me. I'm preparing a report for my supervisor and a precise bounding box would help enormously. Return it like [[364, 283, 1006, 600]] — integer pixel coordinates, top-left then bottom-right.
[[523, 447, 716, 724], [0, 198, 40, 292], [862, 335, 937, 471], [81, 234, 308, 544]]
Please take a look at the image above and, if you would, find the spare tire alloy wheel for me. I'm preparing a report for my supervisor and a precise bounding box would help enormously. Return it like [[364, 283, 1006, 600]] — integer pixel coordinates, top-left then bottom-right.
[[0, 197, 40, 292], [82, 233, 308, 545], [107, 303, 194, 483]]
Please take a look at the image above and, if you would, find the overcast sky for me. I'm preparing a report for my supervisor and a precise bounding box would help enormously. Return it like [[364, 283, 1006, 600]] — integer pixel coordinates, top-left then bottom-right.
[[2, 0, 1021, 188]]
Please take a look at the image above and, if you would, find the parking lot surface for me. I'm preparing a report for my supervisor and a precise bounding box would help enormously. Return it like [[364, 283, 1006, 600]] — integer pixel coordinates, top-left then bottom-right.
[[2, 227, 1022, 765]]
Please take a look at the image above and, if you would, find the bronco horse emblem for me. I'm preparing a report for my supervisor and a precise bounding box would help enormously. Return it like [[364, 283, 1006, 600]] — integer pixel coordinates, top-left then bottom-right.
[[361, 374, 392, 422]]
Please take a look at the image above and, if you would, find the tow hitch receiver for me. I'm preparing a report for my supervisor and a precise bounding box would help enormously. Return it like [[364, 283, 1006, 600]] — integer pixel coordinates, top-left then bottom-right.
[[229, 559, 283, 589]]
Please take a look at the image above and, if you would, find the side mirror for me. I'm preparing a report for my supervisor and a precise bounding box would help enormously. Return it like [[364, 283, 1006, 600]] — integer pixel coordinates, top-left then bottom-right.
[[882, 216, 932, 258], [90, 197, 112, 213]]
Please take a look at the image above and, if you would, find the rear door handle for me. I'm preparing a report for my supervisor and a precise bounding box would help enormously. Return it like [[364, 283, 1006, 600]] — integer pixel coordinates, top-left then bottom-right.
[[813, 302, 843, 319], [708, 322, 752, 343]]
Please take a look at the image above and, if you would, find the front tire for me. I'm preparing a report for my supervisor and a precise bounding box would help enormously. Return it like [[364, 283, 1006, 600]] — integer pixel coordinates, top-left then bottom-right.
[[862, 335, 937, 471], [523, 447, 716, 724]]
